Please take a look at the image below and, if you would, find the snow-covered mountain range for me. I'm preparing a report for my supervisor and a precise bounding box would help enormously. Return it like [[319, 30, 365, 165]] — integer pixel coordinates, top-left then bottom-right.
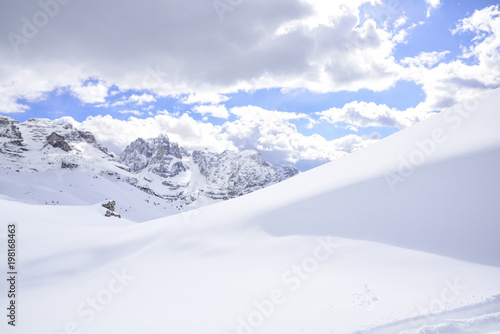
[[0, 116, 298, 210]]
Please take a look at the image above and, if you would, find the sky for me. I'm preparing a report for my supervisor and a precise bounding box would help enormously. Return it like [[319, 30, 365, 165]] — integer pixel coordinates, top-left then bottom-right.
[[1, 0, 499, 170]]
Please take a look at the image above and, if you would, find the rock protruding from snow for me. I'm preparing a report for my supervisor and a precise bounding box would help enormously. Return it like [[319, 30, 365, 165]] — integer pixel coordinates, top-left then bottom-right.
[[61, 162, 79, 169], [105, 210, 121, 218], [102, 200, 116, 211], [46, 132, 72, 152], [102, 200, 121, 218]]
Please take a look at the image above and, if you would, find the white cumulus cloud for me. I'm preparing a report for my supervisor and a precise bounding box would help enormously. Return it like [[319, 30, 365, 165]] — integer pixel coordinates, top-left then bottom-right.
[[192, 104, 230, 119], [118, 110, 143, 116], [71, 81, 109, 104], [317, 101, 427, 130]]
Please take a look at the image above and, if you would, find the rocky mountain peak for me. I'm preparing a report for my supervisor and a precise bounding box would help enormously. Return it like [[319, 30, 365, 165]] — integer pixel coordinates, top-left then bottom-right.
[[119, 134, 189, 176], [0, 116, 27, 162], [0, 117, 116, 172], [0, 116, 23, 140], [118, 133, 299, 203], [191, 148, 299, 199]]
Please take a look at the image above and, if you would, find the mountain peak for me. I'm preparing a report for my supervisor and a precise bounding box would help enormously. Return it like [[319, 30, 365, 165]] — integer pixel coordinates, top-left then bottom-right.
[[156, 133, 170, 141], [120, 134, 299, 203]]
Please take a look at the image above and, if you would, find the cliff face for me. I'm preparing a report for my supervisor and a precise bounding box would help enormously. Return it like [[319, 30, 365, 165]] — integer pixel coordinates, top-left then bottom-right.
[[0, 117, 26, 164], [191, 149, 299, 199], [0, 117, 115, 172]]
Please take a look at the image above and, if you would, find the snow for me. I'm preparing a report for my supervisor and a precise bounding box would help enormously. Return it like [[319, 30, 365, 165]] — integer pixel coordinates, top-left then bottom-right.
[[0, 169, 186, 222], [1, 89, 500, 333]]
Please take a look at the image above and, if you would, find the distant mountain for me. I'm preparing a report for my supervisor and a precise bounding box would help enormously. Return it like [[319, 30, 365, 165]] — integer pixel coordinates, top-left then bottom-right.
[[191, 149, 298, 199], [0, 117, 118, 172], [0, 116, 299, 208], [118, 133, 299, 203]]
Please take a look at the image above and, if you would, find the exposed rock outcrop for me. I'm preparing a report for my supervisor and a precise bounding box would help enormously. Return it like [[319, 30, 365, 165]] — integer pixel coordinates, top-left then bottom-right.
[[102, 200, 116, 211], [102, 200, 121, 218], [47, 132, 71, 152]]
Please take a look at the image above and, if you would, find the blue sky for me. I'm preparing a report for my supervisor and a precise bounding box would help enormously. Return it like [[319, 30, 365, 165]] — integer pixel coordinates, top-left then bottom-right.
[[14, 80, 425, 139], [1, 0, 499, 170]]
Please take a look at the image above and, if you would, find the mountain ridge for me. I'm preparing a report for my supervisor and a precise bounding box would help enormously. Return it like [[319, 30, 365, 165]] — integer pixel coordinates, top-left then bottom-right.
[[0, 116, 299, 209]]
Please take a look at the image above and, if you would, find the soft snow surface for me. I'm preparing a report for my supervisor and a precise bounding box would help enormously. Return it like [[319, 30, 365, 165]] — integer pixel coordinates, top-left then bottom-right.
[[1, 89, 500, 333], [0, 169, 188, 222]]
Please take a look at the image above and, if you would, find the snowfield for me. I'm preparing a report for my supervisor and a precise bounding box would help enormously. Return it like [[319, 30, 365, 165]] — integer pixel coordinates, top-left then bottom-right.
[[0, 169, 189, 222], [1, 89, 500, 333]]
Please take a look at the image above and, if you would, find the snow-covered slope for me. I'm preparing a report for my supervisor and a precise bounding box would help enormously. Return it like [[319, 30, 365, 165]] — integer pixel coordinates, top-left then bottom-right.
[[0, 169, 184, 222], [1, 90, 500, 333]]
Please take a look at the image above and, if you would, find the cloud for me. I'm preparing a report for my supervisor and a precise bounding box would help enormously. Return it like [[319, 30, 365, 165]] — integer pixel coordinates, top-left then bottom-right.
[[112, 93, 156, 106], [394, 15, 408, 30], [71, 113, 236, 156], [0, 95, 29, 114], [118, 110, 143, 116], [317, 101, 427, 130], [192, 104, 230, 119], [229, 105, 309, 122], [425, 0, 441, 7], [425, 0, 441, 17], [61, 106, 380, 170], [0, 62, 87, 113], [127, 94, 156, 105], [0, 0, 406, 112], [219, 105, 379, 165], [181, 93, 230, 105], [1, 0, 494, 118], [71, 81, 109, 104], [452, 4, 500, 67], [401, 5, 500, 110], [400, 51, 450, 68]]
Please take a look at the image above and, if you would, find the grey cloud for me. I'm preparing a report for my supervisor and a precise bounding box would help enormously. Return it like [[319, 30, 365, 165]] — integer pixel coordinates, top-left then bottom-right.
[[0, 0, 312, 87], [0, 0, 405, 106]]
